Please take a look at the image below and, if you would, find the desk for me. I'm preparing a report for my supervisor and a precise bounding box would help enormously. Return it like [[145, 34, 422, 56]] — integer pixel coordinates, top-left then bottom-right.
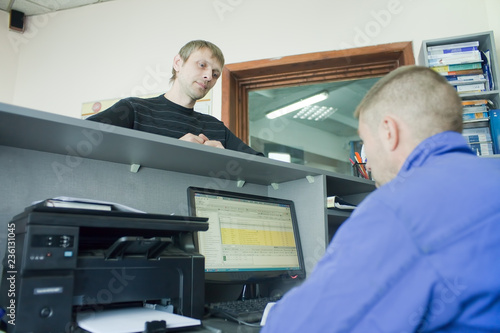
[[200, 318, 261, 333], [0, 102, 374, 333], [0, 101, 374, 281], [69, 318, 259, 333]]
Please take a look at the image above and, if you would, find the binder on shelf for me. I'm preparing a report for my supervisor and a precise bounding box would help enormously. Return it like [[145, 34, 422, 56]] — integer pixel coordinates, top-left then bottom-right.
[[481, 50, 494, 90], [446, 74, 486, 84], [467, 142, 494, 156], [327, 196, 357, 210], [428, 45, 478, 55], [463, 104, 488, 113], [463, 111, 489, 122], [428, 50, 479, 59], [462, 99, 492, 107], [462, 126, 491, 140], [428, 50, 482, 67], [455, 82, 486, 93], [427, 40, 479, 53], [431, 62, 482, 73], [490, 109, 500, 154], [437, 68, 484, 76], [462, 126, 494, 156], [461, 100, 493, 125]]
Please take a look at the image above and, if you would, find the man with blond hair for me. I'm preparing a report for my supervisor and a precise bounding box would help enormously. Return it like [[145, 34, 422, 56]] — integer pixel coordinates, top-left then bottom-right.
[[262, 66, 500, 332], [88, 40, 262, 155]]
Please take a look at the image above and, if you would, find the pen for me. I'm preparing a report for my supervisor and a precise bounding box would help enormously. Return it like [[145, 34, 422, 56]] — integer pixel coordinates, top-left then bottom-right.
[[350, 157, 367, 179], [354, 152, 362, 164], [354, 152, 369, 179]]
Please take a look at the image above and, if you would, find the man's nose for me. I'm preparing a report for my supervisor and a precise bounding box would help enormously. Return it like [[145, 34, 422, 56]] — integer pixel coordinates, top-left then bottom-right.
[[202, 68, 212, 81]]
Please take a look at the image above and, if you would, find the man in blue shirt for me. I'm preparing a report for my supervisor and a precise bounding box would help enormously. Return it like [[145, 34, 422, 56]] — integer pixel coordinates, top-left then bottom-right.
[[262, 66, 500, 332]]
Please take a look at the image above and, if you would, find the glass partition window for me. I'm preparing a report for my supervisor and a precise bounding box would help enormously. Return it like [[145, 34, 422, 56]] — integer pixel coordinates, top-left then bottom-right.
[[248, 77, 380, 175]]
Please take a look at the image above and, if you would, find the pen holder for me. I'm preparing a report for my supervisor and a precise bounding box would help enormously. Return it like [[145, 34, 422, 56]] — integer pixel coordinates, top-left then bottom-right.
[[352, 162, 371, 180]]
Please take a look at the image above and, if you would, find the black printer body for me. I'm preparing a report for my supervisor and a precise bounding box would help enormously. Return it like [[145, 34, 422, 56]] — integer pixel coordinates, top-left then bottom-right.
[[0, 207, 208, 333]]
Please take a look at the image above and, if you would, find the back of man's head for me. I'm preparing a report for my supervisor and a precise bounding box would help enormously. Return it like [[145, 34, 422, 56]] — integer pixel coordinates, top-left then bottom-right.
[[170, 40, 225, 82], [354, 65, 463, 142]]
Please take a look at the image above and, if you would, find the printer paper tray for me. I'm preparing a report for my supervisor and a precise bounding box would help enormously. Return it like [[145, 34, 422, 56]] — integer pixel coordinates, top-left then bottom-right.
[[77, 307, 201, 333]]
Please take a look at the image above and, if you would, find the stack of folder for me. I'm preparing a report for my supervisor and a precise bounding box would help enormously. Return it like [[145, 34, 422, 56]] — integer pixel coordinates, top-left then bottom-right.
[[461, 99, 495, 156], [427, 40, 493, 94]]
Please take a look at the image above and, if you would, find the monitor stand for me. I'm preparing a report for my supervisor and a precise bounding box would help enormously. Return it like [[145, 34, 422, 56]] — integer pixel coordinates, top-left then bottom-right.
[[241, 283, 258, 300]]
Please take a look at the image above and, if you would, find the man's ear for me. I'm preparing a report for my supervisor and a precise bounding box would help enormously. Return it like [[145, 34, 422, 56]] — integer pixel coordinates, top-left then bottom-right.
[[172, 54, 183, 72], [381, 115, 399, 151]]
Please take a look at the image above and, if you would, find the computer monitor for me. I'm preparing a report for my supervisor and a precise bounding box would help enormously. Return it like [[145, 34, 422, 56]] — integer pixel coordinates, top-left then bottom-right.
[[187, 187, 306, 283]]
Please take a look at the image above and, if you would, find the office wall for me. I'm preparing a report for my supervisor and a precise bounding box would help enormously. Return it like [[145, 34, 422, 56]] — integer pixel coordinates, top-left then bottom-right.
[[485, 0, 500, 49], [1, 0, 497, 119], [0, 144, 276, 281], [0, 11, 18, 104]]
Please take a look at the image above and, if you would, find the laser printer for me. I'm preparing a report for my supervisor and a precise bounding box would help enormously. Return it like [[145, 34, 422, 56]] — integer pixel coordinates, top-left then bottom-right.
[[0, 204, 208, 333]]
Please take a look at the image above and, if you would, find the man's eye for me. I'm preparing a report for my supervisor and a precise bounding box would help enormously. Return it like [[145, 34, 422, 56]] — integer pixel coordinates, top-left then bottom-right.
[[213, 73, 220, 79]]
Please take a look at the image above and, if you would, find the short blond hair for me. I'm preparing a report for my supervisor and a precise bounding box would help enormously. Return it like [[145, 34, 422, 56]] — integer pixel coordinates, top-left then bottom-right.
[[354, 66, 463, 141], [170, 40, 225, 83]]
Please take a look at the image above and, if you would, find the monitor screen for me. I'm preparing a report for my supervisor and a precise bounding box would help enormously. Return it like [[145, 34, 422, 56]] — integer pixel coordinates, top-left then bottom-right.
[[187, 187, 306, 283]]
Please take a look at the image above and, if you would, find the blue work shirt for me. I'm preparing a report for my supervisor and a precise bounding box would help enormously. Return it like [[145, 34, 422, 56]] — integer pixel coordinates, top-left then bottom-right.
[[262, 131, 500, 332]]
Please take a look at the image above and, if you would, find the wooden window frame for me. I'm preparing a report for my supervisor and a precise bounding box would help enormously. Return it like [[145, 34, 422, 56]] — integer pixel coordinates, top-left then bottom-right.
[[221, 42, 415, 143]]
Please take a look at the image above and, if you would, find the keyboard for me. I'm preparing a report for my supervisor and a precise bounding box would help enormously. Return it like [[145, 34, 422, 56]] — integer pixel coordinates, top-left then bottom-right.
[[208, 296, 281, 323]]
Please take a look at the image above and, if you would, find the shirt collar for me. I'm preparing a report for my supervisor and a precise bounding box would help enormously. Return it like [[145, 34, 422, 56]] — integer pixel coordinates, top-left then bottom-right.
[[400, 131, 474, 174]]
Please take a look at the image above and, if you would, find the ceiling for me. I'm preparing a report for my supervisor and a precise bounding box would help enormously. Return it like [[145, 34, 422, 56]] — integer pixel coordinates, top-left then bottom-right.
[[248, 77, 380, 138], [0, 0, 117, 16]]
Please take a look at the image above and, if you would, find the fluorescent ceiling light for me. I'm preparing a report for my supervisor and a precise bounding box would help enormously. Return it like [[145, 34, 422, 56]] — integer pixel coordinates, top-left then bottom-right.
[[268, 152, 291, 163], [265, 91, 329, 119], [293, 105, 337, 121]]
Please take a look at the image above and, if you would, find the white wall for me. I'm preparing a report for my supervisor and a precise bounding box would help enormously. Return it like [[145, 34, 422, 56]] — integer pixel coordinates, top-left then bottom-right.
[[1, 0, 499, 119], [485, 0, 500, 52], [0, 11, 18, 104]]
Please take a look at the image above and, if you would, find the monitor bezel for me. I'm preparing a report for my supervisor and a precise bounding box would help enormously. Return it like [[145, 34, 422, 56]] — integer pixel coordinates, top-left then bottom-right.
[[187, 186, 306, 283]]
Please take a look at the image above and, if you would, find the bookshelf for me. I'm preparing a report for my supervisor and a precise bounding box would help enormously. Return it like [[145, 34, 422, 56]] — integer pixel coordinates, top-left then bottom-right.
[[421, 31, 500, 156]]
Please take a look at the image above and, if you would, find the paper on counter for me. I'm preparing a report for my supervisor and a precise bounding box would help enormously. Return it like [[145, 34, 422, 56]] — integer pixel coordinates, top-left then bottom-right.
[[260, 302, 277, 326], [77, 307, 200, 333]]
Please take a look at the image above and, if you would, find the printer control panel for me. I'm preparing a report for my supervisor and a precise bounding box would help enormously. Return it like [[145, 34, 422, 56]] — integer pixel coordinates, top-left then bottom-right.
[[32, 234, 75, 248], [21, 225, 79, 271]]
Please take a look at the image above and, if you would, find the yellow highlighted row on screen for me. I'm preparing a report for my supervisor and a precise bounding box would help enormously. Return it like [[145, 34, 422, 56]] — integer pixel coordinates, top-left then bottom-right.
[[221, 228, 295, 247]]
